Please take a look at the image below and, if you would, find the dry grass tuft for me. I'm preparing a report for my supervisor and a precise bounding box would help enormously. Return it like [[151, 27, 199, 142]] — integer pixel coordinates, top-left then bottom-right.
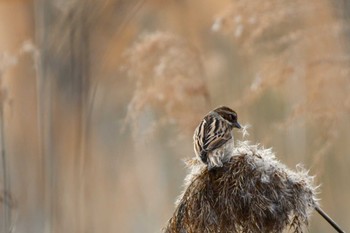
[[123, 32, 209, 138], [164, 141, 318, 233]]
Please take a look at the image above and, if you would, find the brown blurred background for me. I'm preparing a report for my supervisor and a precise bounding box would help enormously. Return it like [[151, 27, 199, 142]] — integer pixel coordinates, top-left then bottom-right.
[[0, 0, 349, 232]]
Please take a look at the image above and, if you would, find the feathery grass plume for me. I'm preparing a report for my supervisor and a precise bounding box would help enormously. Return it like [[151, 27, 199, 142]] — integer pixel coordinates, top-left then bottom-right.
[[123, 32, 209, 139], [213, 0, 350, 165], [164, 141, 318, 233], [212, 0, 302, 53]]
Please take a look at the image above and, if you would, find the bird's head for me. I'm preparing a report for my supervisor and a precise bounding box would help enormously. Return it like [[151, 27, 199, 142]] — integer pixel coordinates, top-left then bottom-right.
[[213, 106, 241, 129]]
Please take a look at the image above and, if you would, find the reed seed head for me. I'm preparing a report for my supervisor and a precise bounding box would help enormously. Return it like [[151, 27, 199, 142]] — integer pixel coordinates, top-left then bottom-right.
[[164, 141, 319, 233], [123, 32, 209, 139]]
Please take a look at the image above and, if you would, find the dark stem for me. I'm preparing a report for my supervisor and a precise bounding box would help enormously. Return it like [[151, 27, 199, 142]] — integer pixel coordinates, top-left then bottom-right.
[[315, 206, 345, 233], [0, 101, 11, 232]]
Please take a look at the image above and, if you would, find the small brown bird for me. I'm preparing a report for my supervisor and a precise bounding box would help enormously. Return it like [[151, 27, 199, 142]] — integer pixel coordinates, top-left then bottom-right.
[[193, 106, 241, 170]]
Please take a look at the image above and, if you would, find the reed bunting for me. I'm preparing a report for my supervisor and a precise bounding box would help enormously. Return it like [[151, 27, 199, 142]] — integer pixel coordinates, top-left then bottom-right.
[[193, 106, 241, 170]]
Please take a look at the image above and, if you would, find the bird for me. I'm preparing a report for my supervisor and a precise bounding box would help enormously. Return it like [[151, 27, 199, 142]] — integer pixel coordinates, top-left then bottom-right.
[[193, 106, 241, 170]]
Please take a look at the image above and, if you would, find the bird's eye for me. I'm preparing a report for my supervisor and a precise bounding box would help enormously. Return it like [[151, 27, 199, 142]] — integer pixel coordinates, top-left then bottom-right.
[[231, 114, 237, 122]]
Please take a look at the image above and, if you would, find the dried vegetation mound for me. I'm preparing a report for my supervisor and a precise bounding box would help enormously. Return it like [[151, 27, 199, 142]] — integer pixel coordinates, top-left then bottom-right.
[[164, 141, 318, 233]]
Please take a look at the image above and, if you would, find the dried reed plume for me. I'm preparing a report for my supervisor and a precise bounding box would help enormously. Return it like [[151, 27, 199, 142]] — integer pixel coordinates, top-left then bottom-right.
[[123, 32, 209, 138], [164, 141, 318, 233], [212, 0, 350, 166]]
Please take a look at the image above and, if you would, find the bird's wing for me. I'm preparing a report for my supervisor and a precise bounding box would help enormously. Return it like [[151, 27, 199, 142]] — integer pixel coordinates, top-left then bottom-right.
[[201, 116, 232, 152]]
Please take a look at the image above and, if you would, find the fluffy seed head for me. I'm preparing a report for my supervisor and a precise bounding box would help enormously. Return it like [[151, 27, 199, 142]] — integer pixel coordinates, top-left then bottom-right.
[[164, 141, 319, 233]]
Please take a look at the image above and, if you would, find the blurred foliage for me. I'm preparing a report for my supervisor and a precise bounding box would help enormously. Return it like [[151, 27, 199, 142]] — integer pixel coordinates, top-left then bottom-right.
[[0, 0, 349, 232]]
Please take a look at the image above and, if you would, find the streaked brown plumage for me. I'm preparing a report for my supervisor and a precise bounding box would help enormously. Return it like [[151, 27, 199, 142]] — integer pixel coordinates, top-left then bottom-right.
[[193, 106, 241, 170]]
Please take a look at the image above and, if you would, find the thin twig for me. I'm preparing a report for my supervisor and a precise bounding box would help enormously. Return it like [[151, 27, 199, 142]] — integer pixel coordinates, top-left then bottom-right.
[[315, 206, 345, 233]]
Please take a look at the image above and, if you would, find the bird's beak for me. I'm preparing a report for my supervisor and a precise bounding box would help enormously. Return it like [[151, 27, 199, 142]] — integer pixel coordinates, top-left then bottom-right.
[[234, 122, 242, 129]]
